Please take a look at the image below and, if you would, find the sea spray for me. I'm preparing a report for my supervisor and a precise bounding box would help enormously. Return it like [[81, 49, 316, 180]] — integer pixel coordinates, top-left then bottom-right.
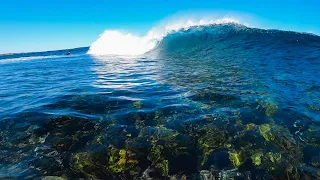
[[87, 17, 241, 56]]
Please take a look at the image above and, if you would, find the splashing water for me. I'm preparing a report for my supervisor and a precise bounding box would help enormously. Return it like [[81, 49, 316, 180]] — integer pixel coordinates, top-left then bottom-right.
[[87, 17, 241, 56]]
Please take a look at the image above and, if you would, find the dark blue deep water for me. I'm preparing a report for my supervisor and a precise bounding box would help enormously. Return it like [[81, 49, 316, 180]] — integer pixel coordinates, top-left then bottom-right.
[[1, 24, 320, 179]]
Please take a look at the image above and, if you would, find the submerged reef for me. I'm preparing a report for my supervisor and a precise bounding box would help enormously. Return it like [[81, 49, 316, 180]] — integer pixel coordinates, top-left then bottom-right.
[[1, 110, 320, 180], [0, 95, 320, 180]]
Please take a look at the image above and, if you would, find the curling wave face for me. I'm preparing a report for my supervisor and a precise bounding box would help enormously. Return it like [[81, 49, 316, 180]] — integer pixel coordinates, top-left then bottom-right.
[[149, 24, 320, 58], [87, 18, 240, 56]]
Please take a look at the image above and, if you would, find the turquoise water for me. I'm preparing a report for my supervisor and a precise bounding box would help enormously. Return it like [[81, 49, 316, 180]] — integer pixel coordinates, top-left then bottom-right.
[[0, 24, 320, 179]]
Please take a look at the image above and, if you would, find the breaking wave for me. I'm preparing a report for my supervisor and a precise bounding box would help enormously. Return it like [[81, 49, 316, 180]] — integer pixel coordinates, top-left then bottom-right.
[[88, 16, 320, 57], [87, 18, 241, 56]]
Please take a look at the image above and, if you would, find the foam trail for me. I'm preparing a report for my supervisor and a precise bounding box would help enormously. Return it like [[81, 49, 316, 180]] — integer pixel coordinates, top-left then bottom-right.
[[87, 17, 241, 56], [0, 55, 63, 64]]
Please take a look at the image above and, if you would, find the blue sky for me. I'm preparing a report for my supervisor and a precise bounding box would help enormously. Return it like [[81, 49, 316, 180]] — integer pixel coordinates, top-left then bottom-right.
[[1, 0, 319, 53]]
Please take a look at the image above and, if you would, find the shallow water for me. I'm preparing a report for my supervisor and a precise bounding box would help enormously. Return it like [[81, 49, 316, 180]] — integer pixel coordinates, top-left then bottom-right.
[[1, 24, 320, 179]]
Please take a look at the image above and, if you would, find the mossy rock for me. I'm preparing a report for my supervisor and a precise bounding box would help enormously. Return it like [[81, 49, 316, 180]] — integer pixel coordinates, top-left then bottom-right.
[[71, 147, 141, 179], [108, 148, 139, 174], [138, 126, 179, 144], [148, 145, 170, 177], [257, 100, 278, 116], [251, 152, 263, 166], [229, 151, 242, 167], [71, 152, 99, 178], [42, 176, 66, 180], [197, 125, 233, 165], [132, 101, 143, 108], [258, 123, 303, 166]]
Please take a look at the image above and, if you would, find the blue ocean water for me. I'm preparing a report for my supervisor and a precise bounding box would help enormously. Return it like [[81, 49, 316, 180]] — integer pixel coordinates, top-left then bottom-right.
[[0, 24, 320, 179]]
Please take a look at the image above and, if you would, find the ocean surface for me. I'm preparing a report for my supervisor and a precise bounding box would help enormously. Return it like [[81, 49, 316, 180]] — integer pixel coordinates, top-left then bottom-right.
[[1, 24, 320, 179]]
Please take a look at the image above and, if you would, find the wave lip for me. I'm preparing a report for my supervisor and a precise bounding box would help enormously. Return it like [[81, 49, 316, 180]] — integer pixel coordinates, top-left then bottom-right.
[[87, 18, 241, 56]]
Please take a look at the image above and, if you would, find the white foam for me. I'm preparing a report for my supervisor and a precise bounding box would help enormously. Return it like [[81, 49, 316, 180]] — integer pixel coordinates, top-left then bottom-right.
[[0, 55, 64, 63], [87, 17, 242, 56]]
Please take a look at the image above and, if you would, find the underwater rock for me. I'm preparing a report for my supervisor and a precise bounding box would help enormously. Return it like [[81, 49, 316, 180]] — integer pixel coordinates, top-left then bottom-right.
[[294, 119, 311, 133], [70, 146, 141, 179], [42, 176, 66, 180], [138, 126, 180, 144], [35, 145, 59, 158], [0, 161, 38, 179], [219, 168, 243, 180], [192, 118, 305, 179], [229, 151, 241, 167], [202, 150, 231, 171], [299, 124, 320, 147], [259, 123, 303, 166], [2, 103, 319, 179], [147, 145, 169, 177], [258, 100, 278, 117], [40, 116, 101, 152], [197, 125, 234, 167], [108, 147, 140, 174], [29, 132, 50, 145], [299, 164, 320, 179], [71, 152, 99, 178], [311, 156, 320, 168], [199, 168, 245, 180], [200, 170, 213, 180], [0, 150, 24, 164], [132, 101, 143, 108]]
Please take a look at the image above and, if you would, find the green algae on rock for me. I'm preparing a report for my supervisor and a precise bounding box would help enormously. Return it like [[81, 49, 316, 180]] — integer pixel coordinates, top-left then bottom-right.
[[42, 176, 66, 180], [148, 145, 169, 176], [72, 152, 99, 178], [0, 107, 318, 179], [108, 148, 139, 174], [229, 151, 242, 167]]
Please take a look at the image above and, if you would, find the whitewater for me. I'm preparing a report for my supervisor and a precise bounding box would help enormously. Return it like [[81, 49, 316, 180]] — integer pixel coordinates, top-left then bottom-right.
[[87, 17, 242, 56]]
